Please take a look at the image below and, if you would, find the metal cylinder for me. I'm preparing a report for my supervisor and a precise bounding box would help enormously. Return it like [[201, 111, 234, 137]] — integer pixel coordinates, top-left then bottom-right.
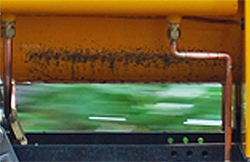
[[0, 0, 238, 16]]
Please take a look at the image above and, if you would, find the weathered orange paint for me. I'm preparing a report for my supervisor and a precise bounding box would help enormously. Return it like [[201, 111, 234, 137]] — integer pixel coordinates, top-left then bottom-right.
[[0, 15, 243, 83]]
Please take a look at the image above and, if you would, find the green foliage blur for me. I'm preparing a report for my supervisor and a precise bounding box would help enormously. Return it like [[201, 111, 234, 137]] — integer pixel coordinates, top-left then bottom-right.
[[17, 84, 222, 132]]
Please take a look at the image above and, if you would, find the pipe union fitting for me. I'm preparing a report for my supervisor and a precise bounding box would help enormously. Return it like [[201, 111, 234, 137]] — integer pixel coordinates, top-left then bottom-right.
[[1, 21, 15, 38], [167, 23, 180, 40]]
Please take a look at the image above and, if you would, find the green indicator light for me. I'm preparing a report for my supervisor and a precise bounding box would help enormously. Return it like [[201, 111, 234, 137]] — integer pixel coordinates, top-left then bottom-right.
[[183, 137, 189, 144]]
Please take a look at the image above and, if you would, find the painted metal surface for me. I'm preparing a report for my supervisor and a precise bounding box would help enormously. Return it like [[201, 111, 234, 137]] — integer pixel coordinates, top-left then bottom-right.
[[245, 0, 250, 158], [0, 0, 238, 16], [0, 127, 19, 162], [14, 143, 246, 162], [0, 15, 243, 83]]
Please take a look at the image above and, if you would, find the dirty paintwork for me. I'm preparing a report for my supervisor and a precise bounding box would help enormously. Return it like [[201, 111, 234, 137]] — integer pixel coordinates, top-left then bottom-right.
[[0, 14, 244, 83], [24, 46, 226, 83]]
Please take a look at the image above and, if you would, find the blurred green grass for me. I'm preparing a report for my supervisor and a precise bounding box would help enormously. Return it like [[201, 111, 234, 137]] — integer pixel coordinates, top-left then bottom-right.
[[16, 83, 222, 132]]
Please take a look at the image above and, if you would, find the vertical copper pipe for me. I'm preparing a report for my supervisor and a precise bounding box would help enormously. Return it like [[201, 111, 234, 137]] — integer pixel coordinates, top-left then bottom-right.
[[224, 57, 233, 162], [4, 38, 13, 119], [170, 42, 232, 161]]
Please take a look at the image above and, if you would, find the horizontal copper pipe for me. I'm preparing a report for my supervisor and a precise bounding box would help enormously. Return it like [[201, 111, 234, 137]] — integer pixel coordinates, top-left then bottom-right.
[[4, 38, 13, 119], [170, 42, 233, 161]]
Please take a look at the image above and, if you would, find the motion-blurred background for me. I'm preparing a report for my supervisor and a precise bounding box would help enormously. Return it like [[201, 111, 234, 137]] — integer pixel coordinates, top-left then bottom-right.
[[15, 83, 222, 133]]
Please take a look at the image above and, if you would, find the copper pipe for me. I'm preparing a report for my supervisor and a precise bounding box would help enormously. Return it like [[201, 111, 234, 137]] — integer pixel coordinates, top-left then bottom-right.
[[170, 42, 233, 161], [4, 38, 13, 119]]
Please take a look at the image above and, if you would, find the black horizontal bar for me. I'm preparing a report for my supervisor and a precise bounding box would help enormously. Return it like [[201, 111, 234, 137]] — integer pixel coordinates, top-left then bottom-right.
[[14, 144, 247, 162], [17, 132, 229, 145]]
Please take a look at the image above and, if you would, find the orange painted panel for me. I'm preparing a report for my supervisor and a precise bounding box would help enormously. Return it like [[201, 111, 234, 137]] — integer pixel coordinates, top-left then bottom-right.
[[0, 16, 243, 83]]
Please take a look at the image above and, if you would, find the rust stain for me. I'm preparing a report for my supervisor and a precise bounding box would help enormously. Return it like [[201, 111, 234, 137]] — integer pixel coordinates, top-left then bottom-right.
[[6, 15, 243, 83], [23, 47, 225, 83], [25, 48, 180, 68]]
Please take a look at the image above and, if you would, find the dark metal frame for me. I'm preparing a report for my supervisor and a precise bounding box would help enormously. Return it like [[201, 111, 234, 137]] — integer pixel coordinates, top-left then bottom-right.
[[14, 143, 245, 162], [9, 132, 236, 145], [11, 131, 247, 162]]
